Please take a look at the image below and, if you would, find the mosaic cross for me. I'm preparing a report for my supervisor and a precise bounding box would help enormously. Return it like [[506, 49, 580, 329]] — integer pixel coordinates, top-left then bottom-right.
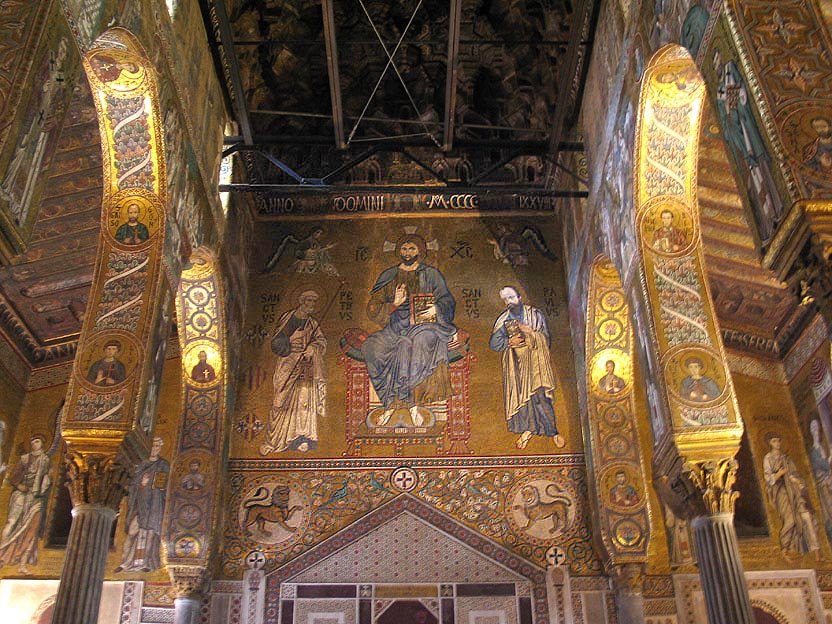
[[391, 466, 418, 492]]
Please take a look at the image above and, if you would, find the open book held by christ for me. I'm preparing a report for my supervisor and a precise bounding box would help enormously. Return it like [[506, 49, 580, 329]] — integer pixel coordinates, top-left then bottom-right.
[[410, 293, 436, 325]]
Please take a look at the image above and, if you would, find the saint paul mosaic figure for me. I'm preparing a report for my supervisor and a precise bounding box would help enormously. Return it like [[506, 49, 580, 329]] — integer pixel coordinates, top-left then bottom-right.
[[490, 286, 564, 449]]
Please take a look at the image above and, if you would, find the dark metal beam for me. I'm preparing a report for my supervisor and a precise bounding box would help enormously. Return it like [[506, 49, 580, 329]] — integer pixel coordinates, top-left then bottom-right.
[[442, 0, 462, 151], [545, 0, 592, 187], [567, 0, 602, 129], [320, 147, 379, 184], [220, 183, 588, 198], [212, 0, 254, 144], [232, 39, 581, 46], [196, 0, 235, 118], [224, 136, 584, 151], [249, 109, 552, 135], [321, 0, 346, 148], [469, 150, 525, 185]]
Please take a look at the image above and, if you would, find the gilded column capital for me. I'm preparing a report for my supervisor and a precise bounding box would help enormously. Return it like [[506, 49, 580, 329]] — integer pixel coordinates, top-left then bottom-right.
[[685, 457, 739, 516], [655, 452, 740, 519], [64, 450, 132, 511], [169, 565, 211, 600]]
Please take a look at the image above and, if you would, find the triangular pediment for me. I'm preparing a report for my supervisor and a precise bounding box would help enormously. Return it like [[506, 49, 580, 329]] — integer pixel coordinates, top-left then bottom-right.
[[269, 495, 545, 585]]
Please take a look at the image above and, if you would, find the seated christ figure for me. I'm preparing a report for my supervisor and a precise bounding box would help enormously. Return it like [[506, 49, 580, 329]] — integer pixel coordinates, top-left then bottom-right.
[[361, 234, 457, 427]]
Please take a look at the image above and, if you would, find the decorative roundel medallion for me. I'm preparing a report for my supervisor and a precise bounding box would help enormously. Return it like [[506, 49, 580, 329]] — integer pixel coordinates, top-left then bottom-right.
[[106, 189, 162, 247], [182, 340, 223, 387], [86, 48, 149, 93], [545, 545, 567, 567], [390, 466, 419, 492], [507, 477, 576, 543], [173, 534, 202, 557], [239, 479, 308, 547], [599, 289, 625, 313], [245, 550, 266, 570], [612, 518, 644, 548]]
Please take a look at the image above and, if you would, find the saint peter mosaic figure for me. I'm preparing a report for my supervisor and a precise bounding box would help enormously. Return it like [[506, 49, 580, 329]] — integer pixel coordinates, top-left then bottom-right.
[[260, 289, 327, 454]]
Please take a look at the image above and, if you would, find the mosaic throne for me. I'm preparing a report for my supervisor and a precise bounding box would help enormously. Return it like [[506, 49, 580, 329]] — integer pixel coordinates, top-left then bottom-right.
[[339, 329, 474, 457]]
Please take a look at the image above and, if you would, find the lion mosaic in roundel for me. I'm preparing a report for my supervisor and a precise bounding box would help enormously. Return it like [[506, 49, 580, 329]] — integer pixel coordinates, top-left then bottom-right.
[[508, 478, 576, 541], [239, 480, 308, 546]]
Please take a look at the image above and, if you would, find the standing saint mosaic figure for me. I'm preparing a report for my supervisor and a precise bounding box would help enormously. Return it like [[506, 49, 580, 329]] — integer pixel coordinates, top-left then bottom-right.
[[490, 286, 564, 449], [0, 434, 52, 574], [809, 419, 832, 540], [260, 290, 326, 454], [763, 432, 820, 559], [115, 437, 169, 572]]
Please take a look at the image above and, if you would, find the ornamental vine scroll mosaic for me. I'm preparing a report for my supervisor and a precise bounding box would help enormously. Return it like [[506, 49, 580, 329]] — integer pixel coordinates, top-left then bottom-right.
[[634, 45, 743, 445], [164, 249, 227, 567]]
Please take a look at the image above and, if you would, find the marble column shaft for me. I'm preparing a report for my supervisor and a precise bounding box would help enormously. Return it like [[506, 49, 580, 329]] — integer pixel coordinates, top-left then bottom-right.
[[51, 504, 118, 624], [615, 590, 645, 624], [691, 512, 755, 624], [174, 597, 203, 624], [610, 563, 645, 624]]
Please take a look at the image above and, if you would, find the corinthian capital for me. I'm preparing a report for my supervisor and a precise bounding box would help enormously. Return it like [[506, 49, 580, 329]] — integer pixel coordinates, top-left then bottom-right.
[[64, 450, 132, 510], [685, 457, 740, 516], [654, 450, 740, 519]]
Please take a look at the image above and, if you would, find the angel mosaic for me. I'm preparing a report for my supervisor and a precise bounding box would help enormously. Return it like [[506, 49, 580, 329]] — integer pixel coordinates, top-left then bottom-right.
[[263, 227, 339, 276], [486, 224, 558, 268]]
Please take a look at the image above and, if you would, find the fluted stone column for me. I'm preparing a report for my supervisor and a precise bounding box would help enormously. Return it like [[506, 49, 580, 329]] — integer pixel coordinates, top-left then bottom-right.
[[684, 458, 754, 624], [52, 452, 131, 624], [170, 566, 209, 624], [611, 564, 645, 624], [52, 504, 118, 623], [691, 512, 754, 624]]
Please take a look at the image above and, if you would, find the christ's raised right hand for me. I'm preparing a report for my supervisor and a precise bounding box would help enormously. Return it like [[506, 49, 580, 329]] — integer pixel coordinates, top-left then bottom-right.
[[393, 283, 408, 307]]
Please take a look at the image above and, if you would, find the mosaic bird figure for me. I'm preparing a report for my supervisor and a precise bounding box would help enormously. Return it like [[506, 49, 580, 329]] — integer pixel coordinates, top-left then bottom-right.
[[320, 480, 350, 508], [368, 475, 386, 492], [466, 483, 485, 497]]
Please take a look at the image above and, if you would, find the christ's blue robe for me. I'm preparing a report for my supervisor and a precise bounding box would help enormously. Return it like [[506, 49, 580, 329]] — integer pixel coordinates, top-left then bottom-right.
[[361, 264, 456, 408]]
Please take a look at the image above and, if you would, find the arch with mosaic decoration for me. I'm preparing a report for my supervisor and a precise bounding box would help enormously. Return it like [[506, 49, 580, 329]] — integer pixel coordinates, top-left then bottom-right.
[[584, 255, 651, 568], [163, 246, 228, 583], [61, 27, 170, 465]]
